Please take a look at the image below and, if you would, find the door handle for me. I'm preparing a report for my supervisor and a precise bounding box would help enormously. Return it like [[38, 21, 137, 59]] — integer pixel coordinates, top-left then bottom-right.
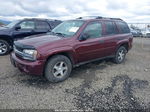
[[99, 40, 105, 44]]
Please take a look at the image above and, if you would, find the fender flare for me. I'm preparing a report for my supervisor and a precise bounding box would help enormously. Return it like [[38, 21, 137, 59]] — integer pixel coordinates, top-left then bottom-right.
[[42, 46, 77, 65], [0, 35, 13, 46]]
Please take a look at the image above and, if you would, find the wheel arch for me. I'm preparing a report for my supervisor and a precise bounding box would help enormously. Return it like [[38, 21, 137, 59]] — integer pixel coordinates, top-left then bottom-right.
[[0, 35, 13, 46], [117, 42, 129, 52], [42, 51, 76, 76]]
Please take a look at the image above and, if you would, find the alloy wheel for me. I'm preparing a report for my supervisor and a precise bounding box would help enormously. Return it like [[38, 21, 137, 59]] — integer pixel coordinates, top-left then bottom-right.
[[0, 42, 7, 55], [52, 61, 68, 78], [118, 49, 125, 62]]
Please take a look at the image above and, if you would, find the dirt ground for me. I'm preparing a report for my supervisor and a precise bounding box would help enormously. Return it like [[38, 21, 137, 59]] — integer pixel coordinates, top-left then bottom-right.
[[0, 38, 150, 111]]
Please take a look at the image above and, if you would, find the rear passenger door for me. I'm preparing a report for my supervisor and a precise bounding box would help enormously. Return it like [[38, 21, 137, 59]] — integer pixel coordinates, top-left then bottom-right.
[[102, 21, 119, 56], [34, 21, 51, 35]]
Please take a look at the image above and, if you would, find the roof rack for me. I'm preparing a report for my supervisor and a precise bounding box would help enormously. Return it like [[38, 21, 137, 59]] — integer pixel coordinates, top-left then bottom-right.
[[77, 16, 122, 20]]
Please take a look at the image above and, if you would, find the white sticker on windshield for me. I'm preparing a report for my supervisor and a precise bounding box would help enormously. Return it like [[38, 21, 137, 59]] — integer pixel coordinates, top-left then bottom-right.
[[69, 27, 79, 32]]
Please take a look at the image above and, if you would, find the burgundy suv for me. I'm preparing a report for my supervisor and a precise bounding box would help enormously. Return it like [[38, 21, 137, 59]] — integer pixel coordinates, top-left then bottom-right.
[[10, 16, 133, 82]]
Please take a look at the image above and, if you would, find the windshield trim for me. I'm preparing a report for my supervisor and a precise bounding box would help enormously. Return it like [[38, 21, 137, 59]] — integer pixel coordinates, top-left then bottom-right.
[[6, 20, 20, 28]]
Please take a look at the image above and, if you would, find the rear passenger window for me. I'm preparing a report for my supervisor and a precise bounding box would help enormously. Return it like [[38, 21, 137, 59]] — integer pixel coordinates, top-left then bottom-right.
[[49, 21, 61, 29], [83, 22, 102, 39], [117, 22, 130, 33], [105, 22, 118, 35], [36, 21, 50, 30]]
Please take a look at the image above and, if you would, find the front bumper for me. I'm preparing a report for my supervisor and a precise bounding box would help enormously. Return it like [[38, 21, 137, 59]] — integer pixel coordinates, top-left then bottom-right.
[[10, 52, 46, 75]]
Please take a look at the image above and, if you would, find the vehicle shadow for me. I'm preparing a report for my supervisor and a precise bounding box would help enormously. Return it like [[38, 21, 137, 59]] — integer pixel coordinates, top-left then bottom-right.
[[19, 59, 114, 89], [71, 59, 114, 78]]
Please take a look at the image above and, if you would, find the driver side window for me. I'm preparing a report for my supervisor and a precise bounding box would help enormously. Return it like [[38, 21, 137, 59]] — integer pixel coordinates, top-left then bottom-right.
[[83, 22, 102, 39], [19, 21, 35, 29]]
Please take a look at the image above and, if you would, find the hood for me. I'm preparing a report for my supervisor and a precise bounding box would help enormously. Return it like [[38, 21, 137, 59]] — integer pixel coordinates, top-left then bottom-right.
[[0, 26, 11, 33], [17, 34, 63, 48]]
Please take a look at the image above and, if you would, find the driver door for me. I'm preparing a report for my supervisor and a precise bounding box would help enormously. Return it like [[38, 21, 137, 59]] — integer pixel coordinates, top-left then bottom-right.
[[13, 20, 36, 40], [75, 22, 106, 63]]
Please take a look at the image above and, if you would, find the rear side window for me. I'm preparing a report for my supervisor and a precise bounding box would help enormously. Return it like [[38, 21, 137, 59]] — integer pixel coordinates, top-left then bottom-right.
[[49, 21, 62, 29], [36, 21, 50, 30], [117, 22, 130, 33], [105, 21, 118, 35], [83, 22, 102, 39]]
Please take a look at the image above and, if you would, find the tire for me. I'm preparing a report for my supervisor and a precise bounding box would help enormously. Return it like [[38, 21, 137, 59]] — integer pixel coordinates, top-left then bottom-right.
[[0, 39, 10, 56], [45, 55, 72, 83], [113, 46, 127, 64]]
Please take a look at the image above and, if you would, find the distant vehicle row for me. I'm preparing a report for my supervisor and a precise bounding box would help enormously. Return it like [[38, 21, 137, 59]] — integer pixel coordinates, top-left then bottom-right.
[[130, 27, 150, 38]]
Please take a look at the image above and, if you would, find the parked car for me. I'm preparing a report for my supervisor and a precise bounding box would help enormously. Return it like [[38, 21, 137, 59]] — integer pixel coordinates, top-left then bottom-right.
[[0, 18, 62, 55], [130, 28, 143, 37], [10, 16, 133, 83], [140, 28, 150, 38], [145, 29, 150, 38]]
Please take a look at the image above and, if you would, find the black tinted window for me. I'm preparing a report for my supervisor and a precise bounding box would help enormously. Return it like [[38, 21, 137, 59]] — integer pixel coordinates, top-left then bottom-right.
[[36, 21, 50, 30], [117, 22, 130, 33], [49, 21, 62, 29], [105, 22, 118, 35], [83, 22, 102, 39]]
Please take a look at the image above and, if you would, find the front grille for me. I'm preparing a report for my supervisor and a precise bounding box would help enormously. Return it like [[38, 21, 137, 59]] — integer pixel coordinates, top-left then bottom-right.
[[13, 42, 36, 61], [15, 45, 23, 52], [14, 45, 24, 59]]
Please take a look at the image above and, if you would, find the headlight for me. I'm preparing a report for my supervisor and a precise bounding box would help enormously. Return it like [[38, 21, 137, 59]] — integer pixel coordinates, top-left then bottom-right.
[[23, 49, 38, 61]]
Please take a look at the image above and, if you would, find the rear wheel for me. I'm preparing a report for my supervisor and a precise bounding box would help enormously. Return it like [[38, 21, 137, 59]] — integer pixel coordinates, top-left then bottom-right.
[[113, 46, 127, 64], [45, 55, 72, 83], [0, 40, 10, 55]]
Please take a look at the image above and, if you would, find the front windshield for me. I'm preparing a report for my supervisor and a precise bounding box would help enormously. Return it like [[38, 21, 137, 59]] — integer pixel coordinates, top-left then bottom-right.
[[51, 20, 84, 37], [6, 20, 20, 28]]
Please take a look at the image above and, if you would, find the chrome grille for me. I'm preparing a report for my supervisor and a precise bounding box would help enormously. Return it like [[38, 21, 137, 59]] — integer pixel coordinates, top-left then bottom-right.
[[14, 45, 24, 58]]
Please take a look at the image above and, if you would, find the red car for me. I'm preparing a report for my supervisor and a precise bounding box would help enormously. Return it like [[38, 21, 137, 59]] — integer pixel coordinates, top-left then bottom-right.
[[10, 16, 133, 82]]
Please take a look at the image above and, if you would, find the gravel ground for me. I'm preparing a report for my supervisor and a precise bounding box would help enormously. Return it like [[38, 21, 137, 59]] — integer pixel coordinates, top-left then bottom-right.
[[0, 38, 150, 111]]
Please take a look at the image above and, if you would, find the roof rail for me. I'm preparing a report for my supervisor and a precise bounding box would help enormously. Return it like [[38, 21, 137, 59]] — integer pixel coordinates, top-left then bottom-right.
[[77, 16, 102, 19], [77, 16, 122, 20], [24, 18, 47, 20], [103, 17, 122, 20], [23, 18, 61, 21]]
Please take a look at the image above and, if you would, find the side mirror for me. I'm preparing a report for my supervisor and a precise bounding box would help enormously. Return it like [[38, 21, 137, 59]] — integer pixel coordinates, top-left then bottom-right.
[[15, 26, 21, 30], [79, 33, 90, 41]]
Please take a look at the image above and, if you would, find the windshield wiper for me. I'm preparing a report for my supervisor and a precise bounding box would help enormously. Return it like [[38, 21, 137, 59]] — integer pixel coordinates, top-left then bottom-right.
[[48, 32, 66, 37]]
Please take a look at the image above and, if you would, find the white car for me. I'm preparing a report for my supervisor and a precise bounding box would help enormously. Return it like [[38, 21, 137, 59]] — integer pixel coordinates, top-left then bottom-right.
[[145, 29, 150, 38], [142, 29, 150, 38]]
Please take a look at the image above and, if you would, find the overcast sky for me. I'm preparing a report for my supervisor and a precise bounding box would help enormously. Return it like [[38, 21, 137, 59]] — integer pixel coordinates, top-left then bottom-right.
[[0, 0, 150, 23]]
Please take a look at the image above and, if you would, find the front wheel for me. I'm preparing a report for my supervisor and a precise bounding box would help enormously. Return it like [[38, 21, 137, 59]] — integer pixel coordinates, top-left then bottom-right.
[[45, 55, 72, 83], [0, 40, 10, 56], [113, 46, 127, 64]]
